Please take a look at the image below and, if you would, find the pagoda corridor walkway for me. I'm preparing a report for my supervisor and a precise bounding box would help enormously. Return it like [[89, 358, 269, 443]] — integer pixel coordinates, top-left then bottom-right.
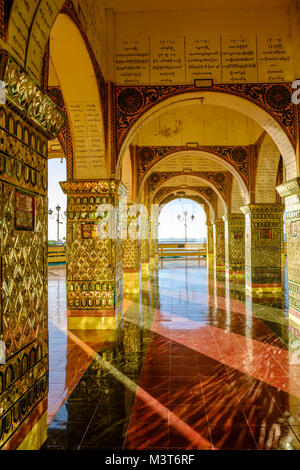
[[42, 260, 300, 450]]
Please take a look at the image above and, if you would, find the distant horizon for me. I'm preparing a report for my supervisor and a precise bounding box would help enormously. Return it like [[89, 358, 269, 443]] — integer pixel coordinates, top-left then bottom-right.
[[159, 237, 206, 241]]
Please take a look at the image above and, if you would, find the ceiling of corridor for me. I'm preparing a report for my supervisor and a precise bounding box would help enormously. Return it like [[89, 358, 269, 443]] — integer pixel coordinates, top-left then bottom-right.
[[132, 104, 264, 147]]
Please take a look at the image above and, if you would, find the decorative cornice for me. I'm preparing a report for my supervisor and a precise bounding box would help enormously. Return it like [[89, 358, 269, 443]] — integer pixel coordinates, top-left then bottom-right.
[[0, 51, 65, 138], [60, 179, 127, 196], [223, 213, 245, 222], [240, 203, 284, 215], [213, 218, 225, 226], [147, 171, 231, 195]]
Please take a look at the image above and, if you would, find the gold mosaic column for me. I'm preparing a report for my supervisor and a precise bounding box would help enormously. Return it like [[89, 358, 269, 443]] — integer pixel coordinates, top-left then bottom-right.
[[122, 211, 141, 295], [277, 179, 300, 338], [0, 52, 65, 450], [61, 180, 126, 329], [213, 218, 225, 271], [223, 213, 245, 280], [206, 220, 214, 270], [141, 215, 150, 281], [241, 204, 284, 295], [150, 215, 159, 268]]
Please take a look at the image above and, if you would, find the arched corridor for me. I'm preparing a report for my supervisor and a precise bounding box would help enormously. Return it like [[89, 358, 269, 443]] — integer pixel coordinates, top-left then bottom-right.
[[1, 0, 300, 454]]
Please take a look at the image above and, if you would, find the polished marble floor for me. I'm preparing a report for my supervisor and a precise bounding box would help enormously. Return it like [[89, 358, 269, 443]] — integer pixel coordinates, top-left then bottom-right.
[[42, 261, 300, 450]]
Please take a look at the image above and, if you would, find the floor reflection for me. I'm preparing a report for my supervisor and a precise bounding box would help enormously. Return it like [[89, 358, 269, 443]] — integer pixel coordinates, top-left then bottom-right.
[[42, 260, 300, 450]]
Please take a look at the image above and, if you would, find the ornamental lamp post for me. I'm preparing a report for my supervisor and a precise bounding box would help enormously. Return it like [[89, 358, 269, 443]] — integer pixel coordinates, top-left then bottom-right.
[[177, 210, 195, 243], [48, 205, 63, 244]]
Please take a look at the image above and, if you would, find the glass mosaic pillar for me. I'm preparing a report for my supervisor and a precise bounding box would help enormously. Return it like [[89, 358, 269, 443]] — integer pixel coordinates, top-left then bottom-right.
[[213, 218, 225, 272], [0, 51, 65, 450], [277, 179, 300, 339], [223, 213, 245, 281], [241, 203, 284, 295], [61, 179, 126, 329], [122, 206, 141, 295], [141, 215, 150, 282], [206, 220, 214, 271]]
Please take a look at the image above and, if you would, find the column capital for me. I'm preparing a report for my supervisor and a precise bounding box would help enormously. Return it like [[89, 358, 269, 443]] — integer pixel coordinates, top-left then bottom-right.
[[212, 218, 224, 226], [240, 203, 284, 215], [223, 213, 245, 222], [60, 179, 127, 197]]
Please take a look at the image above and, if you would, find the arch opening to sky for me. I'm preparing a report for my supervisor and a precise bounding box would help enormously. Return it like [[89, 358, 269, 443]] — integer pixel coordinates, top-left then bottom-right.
[[48, 158, 67, 243], [158, 199, 207, 243]]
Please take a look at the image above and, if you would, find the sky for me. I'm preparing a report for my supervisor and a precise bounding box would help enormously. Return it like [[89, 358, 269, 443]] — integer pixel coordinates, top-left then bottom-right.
[[159, 199, 207, 241], [48, 159, 207, 242], [48, 158, 67, 242]]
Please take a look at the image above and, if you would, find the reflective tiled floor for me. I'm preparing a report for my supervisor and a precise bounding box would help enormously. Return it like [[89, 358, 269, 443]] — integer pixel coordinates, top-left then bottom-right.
[[42, 261, 300, 450]]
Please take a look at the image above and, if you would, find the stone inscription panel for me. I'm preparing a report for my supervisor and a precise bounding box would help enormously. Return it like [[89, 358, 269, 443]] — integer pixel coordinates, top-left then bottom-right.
[[114, 32, 293, 85], [69, 101, 106, 180]]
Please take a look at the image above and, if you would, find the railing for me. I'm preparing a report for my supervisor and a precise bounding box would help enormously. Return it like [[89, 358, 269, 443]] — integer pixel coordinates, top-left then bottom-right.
[[48, 246, 66, 265], [158, 243, 207, 265]]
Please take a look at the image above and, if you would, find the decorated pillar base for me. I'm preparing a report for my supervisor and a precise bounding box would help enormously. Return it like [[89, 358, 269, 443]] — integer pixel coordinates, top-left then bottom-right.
[[223, 213, 245, 281], [241, 203, 284, 295], [213, 218, 225, 272], [61, 180, 126, 329], [277, 178, 300, 338]]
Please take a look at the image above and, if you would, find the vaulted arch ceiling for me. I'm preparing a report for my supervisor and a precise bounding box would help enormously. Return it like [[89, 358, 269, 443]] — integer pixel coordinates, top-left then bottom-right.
[[149, 174, 227, 215], [132, 104, 263, 147], [141, 152, 244, 213], [117, 91, 295, 181], [157, 190, 215, 219]]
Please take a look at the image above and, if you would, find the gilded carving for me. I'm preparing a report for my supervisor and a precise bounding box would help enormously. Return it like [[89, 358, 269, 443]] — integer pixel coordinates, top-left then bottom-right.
[[223, 213, 245, 276], [137, 145, 250, 189], [1, 52, 65, 138]]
